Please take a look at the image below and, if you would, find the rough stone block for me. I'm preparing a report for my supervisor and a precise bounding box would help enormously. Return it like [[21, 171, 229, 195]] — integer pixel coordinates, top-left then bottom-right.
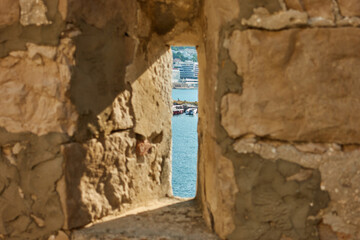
[[284, 0, 304, 11], [0, 40, 78, 136], [19, 0, 50, 26], [223, 28, 360, 143], [132, 49, 173, 138], [338, 0, 360, 17], [67, 0, 137, 29], [302, 0, 334, 20], [60, 130, 171, 229], [241, 8, 308, 30], [0, 0, 20, 27], [0, 130, 68, 239]]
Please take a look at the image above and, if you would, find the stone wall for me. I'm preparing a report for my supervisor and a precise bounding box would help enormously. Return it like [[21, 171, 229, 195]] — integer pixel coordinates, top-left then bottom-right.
[[1, 0, 360, 240], [199, 0, 360, 239], [0, 0, 187, 239]]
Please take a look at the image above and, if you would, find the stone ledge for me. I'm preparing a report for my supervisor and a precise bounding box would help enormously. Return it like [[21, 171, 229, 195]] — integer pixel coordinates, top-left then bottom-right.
[[71, 198, 220, 240]]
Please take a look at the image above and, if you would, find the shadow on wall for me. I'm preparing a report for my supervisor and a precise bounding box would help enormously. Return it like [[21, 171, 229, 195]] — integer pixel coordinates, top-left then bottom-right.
[[62, 0, 201, 230], [70, 16, 141, 141], [65, 17, 173, 229], [69, 0, 193, 141]]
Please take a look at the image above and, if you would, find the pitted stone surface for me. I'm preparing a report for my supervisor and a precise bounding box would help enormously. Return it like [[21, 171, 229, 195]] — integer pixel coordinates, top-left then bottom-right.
[[302, 0, 334, 20], [232, 137, 360, 238], [284, 0, 303, 11], [0, 39, 78, 136], [241, 8, 308, 30], [0, 0, 19, 27], [61, 129, 171, 229], [0, 129, 68, 239], [223, 28, 360, 144], [229, 155, 329, 240], [338, 0, 360, 17], [19, 0, 50, 26], [132, 49, 173, 138]]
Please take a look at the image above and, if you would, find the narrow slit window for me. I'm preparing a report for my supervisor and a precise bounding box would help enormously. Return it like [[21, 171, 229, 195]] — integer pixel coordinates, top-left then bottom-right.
[[171, 46, 199, 198]]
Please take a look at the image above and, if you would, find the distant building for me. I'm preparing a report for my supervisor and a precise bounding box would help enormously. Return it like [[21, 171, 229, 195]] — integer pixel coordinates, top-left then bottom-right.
[[173, 62, 182, 69], [194, 62, 199, 79], [180, 61, 195, 79], [179, 61, 199, 80], [172, 69, 180, 83], [173, 58, 182, 65], [184, 78, 198, 88]]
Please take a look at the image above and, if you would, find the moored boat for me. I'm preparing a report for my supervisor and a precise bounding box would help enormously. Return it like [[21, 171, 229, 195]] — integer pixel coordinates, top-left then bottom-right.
[[172, 105, 185, 115], [188, 108, 197, 115]]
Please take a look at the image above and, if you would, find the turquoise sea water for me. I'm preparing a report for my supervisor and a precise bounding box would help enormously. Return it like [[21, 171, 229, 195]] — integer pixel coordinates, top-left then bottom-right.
[[171, 89, 198, 198], [172, 89, 198, 102]]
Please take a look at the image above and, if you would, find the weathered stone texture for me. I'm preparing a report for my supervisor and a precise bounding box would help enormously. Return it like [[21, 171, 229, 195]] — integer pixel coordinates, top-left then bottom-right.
[[237, 0, 282, 19], [229, 156, 329, 240], [1, 0, 175, 238], [338, 0, 360, 17], [58, 0, 68, 20], [132, 49, 173, 139], [0, 0, 20, 27], [241, 8, 308, 30], [66, 0, 138, 29], [55, 2, 173, 229], [198, 1, 240, 238], [223, 28, 360, 144], [0, 39, 78, 136], [19, 0, 51, 26], [233, 138, 360, 238], [283, 0, 336, 26], [62, 129, 171, 229], [302, 0, 334, 20], [0, 129, 68, 239], [284, 0, 304, 11], [110, 91, 134, 130]]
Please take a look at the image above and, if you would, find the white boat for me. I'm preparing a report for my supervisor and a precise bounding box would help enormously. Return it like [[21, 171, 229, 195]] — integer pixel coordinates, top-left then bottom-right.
[[188, 108, 197, 115]]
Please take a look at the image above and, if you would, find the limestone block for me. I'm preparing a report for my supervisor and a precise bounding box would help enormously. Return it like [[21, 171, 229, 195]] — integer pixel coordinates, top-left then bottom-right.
[[241, 8, 308, 30], [132, 49, 172, 138], [320, 157, 360, 237], [173, 0, 200, 20], [233, 138, 360, 238], [0, 0, 20, 27], [110, 91, 133, 131], [61, 130, 170, 229], [0, 40, 78, 136], [213, 157, 238, 238], [19, 0, 50, 26], [229, 154, 328, 240], [223, 28, 360, 143], [338, 0, 360, 17], [0, 130, 68, 239], [58, 0, 68, 20], [284, 0, 303, 11], [302, 0, 334, 20], [67, 0, 137, 29]]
